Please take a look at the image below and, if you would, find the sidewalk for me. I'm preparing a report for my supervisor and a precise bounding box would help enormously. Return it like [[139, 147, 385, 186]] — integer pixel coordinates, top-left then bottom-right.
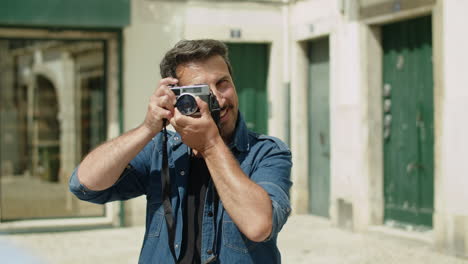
[[2, 215, 467, 264]]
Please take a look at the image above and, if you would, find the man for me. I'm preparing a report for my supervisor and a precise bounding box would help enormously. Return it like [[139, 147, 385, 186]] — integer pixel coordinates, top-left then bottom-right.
[[69, 39, 292, 263]]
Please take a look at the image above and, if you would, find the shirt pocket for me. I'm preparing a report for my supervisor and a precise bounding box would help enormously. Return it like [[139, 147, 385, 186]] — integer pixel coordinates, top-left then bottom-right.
[[222, 214, 258, 254], [146, 202, 164, 238]]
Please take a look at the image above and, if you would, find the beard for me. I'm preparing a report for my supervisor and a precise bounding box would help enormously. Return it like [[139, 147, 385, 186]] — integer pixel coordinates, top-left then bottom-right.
[[217, 105, 237, 143]]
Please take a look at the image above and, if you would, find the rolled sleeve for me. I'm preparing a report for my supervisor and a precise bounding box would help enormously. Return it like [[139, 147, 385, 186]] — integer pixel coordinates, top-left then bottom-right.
[[69, 167, 111, 204], [258, 181, 292, 239], [68, 137, 156, 204], [250, 144, 293, 240]]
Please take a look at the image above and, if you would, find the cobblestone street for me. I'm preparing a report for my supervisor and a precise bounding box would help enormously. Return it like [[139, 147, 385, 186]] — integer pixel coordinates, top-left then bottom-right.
[[2, 215, 467, 264]]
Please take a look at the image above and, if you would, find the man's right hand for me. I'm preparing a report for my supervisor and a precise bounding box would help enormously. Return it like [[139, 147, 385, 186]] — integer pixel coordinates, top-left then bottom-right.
[[77, 77, 179, 191], [142, 77, 179, 136]]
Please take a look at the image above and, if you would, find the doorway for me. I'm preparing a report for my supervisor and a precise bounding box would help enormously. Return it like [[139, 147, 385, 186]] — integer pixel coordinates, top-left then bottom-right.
[[307, 37, 331, 218], [226, 43, 269, 135], [382, 16, 434, 228]]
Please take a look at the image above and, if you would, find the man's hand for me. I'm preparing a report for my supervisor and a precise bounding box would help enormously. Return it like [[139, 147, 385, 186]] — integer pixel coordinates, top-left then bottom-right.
[[142, 77, 179, 136], [170, 96, 221, 153]]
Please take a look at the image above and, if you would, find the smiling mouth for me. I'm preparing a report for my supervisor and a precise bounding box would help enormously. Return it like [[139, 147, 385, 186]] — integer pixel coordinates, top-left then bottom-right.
[[219, 107, 229, 120]]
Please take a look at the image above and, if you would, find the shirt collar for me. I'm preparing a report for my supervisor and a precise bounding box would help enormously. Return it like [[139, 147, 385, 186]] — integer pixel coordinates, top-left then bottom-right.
[[228, 111, 250, 152]]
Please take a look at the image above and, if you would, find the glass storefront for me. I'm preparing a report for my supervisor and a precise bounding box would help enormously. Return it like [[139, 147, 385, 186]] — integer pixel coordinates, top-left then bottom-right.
[[0, 39, 107, 221]]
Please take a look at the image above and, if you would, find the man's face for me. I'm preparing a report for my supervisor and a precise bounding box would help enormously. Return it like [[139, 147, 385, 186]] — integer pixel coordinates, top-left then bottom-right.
[[176, 55, 239, 143]]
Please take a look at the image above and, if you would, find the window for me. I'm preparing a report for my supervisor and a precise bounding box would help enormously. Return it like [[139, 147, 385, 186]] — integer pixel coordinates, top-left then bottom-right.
[[0, 36, 114, 223]]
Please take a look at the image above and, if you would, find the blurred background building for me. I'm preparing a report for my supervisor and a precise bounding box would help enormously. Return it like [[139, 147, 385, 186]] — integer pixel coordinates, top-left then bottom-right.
[[0, 0, 467, 259]]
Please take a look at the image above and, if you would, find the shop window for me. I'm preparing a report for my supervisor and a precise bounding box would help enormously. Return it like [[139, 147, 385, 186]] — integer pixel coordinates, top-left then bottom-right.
[[0, 39, 107, 220]]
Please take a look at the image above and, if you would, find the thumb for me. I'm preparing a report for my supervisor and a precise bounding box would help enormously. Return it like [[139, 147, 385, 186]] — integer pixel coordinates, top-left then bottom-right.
[[196, 96, 210, 116]]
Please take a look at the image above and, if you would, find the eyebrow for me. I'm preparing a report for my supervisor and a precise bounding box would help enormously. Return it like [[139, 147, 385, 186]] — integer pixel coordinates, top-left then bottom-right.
[[216, 75, 230, 84]]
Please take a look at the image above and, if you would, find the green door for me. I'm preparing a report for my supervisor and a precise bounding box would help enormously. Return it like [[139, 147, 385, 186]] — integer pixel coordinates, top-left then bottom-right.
[[226, 43, 269, 134], [382, 16, 434, 227], [308, 38, 330, 217]]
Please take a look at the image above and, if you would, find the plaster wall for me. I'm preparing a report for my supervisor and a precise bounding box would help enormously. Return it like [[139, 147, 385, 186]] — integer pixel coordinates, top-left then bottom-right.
[[289, 0, 368, 230], [433, 0, 468, 257], [289, 0, 338, 215]]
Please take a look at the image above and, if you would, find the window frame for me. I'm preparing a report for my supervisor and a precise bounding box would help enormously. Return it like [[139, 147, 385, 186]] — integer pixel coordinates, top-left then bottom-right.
[[0, 27, 123, 232]]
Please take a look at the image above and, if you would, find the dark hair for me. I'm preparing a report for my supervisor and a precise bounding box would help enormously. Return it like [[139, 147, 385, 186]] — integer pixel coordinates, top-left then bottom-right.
[[160, 39, 233, 78]]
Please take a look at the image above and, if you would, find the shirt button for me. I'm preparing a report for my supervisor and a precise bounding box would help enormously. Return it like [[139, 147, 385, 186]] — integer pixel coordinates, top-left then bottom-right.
[[206, 249, 213, 255], [207, 211, 213, 217], [175, 244, 179, 249], [180, 170, 185, 176], [174, 136, 179, 141]]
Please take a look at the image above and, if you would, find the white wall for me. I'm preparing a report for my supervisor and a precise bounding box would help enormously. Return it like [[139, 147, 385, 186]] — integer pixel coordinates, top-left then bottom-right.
[[438, 0, 468, 215], [289, 0, 370, 229], [434, 0, 468, 257], [290, 0, 339, 215]]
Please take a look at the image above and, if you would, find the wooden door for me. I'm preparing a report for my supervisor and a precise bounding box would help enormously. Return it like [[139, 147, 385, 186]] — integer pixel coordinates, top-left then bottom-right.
[[308, 38, 331, 218], [382, 16, 434, 227]]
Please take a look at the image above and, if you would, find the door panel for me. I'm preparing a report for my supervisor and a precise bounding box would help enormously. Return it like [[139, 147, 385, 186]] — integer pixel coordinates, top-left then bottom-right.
[[308, 38, 331, 218], [382, 16, 434, 227], [226, 43, 269, 134]]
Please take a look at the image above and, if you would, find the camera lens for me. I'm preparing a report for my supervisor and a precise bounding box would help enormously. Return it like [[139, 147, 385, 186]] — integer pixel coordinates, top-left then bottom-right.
[[176, 94, 198, 115]]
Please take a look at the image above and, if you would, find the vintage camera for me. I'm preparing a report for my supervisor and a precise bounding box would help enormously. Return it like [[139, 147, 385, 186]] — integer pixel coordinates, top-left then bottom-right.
[[170, 84, 221, 124]]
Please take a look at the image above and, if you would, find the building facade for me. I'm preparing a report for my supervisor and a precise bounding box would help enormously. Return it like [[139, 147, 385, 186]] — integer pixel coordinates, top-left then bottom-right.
[[0, 0, 467, 259]]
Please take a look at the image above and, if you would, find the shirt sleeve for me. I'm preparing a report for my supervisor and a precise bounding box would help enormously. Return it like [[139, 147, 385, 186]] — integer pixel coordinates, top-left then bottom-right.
[[68, 137, 156, 204], [250, 138, 293, 241]]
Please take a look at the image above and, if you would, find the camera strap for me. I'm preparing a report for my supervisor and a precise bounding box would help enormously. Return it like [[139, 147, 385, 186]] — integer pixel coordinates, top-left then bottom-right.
[[161, 120, 179, 263], [160, 101, 221, 264]]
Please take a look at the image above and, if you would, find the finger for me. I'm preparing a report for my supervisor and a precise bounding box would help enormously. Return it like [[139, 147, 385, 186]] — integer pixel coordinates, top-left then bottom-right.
[[150, 104, 172, 121], [154, 78, 178, 97], [171, 108, 192, 127], [156, 94, 176, 112], [169, 114, 178, 129], [155, 88, 177, 108], [169, 108, 183, 128], [159, 77, 179, 87], [155, 83, 176, 97], [160, 112, 173, 124], [196, 96, 210, 116]]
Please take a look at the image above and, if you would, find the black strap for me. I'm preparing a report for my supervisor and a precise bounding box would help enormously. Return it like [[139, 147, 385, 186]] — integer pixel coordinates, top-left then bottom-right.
[[210, 185, 220, 263], [161, 110, 221, 264], [162, 121, 178, 263]]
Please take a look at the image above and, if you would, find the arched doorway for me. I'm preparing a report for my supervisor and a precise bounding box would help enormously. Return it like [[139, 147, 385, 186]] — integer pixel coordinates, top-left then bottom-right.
[[32, 75, 60, 183]]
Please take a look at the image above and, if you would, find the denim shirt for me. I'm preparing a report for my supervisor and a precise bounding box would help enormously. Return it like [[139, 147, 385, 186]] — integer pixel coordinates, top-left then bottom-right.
[[69, 114, 293, 264]]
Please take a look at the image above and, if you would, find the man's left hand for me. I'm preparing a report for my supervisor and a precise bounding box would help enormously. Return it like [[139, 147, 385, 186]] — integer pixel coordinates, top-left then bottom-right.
[[169, 96, 221, 153]]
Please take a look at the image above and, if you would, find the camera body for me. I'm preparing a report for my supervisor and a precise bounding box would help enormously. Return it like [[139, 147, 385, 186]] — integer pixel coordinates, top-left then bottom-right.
[[170, 84, 221, 125]]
